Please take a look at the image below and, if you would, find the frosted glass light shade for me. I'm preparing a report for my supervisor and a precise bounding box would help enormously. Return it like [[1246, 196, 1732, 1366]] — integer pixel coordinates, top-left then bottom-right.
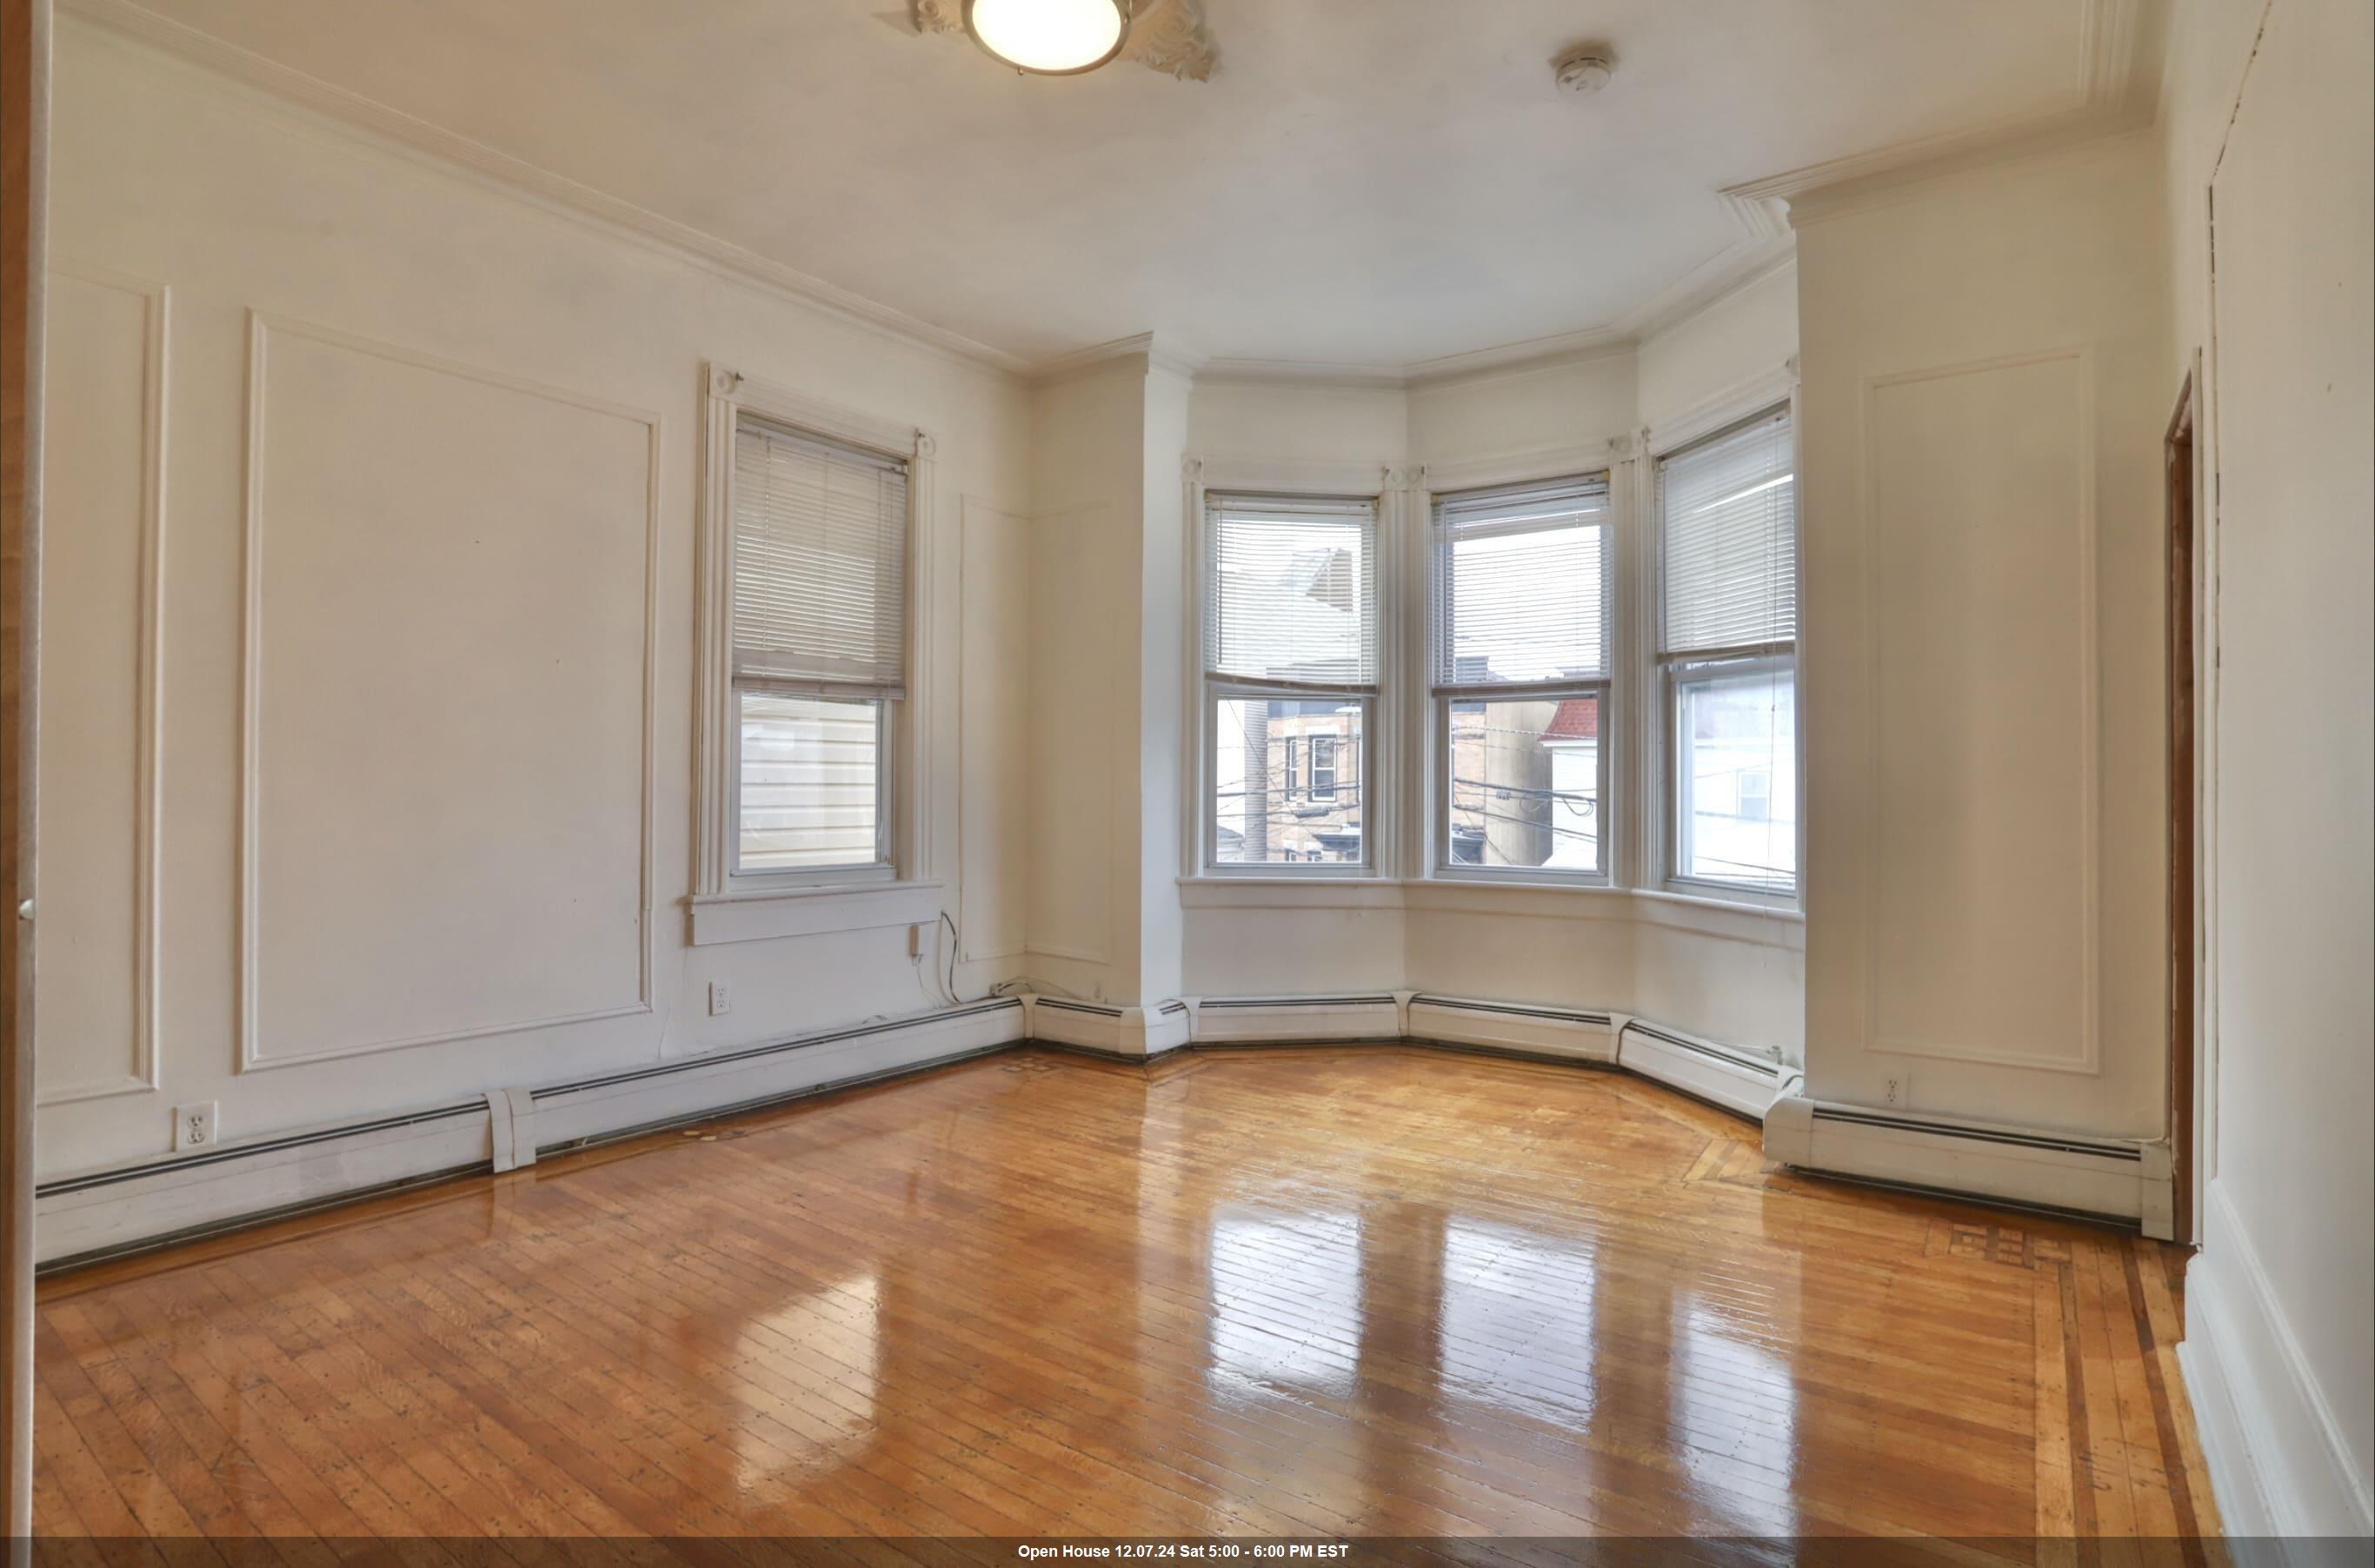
[[964, 0, 1129, 75]]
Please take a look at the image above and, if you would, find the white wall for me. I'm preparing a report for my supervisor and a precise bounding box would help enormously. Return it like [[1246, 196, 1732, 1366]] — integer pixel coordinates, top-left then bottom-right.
[[1178, 290, 1806, 1058], [1638, 259, 1800, 434], [1793, 135, 2171, 1137], [2158, 0, 2373, 1537], [36, 22, 1036, 1175]]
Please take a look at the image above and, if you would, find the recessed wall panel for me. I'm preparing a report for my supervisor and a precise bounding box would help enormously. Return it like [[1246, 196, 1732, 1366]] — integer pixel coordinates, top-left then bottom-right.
[[960, 499, 1030, 963], [36, 269, 163, 1103], [245, 320, 655, 1066], [1866, 351, 2095, 1070]]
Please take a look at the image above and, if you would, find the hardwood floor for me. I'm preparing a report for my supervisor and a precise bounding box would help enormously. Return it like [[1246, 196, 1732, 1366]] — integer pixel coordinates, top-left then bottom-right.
[[32, 1046, 2220, 1544]]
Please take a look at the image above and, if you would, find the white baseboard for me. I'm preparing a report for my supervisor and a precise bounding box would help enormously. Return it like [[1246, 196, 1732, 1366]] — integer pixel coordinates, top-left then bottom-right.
[[1406, 993, 1617, 1061], [1186, 992, 1793, 1122], [1615, 1017, 1795, 1120], [1186, 993, 1401, 1045], [1019, 995, 1127, 1052], [2181, 1179, 2374, 1543], [1762, 1094, 2172, 1231], [35, 997, 1026, 1267]]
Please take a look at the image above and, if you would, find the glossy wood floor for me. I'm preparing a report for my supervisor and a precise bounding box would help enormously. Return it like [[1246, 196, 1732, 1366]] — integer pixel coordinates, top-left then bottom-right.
[[32, 1046, 2220, 1544]]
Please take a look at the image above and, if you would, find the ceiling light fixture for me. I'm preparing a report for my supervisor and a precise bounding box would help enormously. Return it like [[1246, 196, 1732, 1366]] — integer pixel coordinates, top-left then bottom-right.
[[964, 0, 1132, 76]]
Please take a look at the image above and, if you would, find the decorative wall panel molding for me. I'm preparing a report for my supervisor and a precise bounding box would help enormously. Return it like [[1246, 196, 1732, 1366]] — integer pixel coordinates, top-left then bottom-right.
[[35, 265, 168, 1106], [240, 313, 661, 1070], [1860, 347, 2099, 1074]]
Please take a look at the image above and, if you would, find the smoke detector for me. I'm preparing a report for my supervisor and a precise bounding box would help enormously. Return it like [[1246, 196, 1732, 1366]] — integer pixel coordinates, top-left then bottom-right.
[[1554, 46, 1614, 95]]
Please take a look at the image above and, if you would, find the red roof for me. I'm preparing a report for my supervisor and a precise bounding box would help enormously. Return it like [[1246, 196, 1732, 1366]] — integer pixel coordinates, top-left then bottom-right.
[[1545, 698, 1599, 740]]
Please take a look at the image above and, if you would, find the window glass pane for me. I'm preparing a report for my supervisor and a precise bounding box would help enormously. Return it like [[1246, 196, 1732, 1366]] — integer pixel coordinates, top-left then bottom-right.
[[1213, 697, 1365, 866], [736, 691, 883, 871], [1659, 407, 1794, 657], [1675, 667, 1795, 891], [1205, 495, 1378, 688], [1430, 475, 1610, 689], [1446, 695, 1600, 874]]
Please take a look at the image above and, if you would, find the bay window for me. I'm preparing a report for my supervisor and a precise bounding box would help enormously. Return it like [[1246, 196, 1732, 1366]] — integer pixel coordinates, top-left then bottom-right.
[[1655, 406, 1798, 899], [1428, 475, 1612, 880], [1202, 492, 1379, 871]]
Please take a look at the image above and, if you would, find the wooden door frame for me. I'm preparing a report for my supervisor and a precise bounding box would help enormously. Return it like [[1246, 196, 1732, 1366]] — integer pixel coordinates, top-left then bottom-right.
[[2, 0, 44, 1535], [2165, 370, 2198, 1246]]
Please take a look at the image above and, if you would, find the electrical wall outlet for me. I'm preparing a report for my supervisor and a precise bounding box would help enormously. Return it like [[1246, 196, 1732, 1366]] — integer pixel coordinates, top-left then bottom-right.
[[708, 979, 733, 1017], [1881, 1073, 1909, 1110], [176, 1101, 217, 1151]]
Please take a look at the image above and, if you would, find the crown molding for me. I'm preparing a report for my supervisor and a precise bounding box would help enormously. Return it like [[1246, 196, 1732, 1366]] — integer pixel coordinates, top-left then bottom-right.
[[1167, 206, 1801, 395], [65, 0, 1036, 378], [1026, 330, 1207, 387], [1193, 328, 1640, 395], [1607, 229, 1798, 345], [1723, 0, 2165, 228], [70, 0, 2158, 396], [1193, 357, 1414, 392]]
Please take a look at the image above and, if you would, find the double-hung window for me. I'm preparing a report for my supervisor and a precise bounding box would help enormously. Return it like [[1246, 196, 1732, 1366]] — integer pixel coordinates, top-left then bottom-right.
[[1655, 405, 1797, 899], [1429, 475, 1612, 880], [1202, 492, 1379, 870], [728, 415, 909, 879]]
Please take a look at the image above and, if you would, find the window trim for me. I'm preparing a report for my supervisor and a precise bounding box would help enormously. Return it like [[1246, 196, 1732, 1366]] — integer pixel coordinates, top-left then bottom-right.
[[1646, 388, 1802, 909], [692, 362, 941, 941], [1420, 461, 1618, 887], [1189, 462, 1396, 880]]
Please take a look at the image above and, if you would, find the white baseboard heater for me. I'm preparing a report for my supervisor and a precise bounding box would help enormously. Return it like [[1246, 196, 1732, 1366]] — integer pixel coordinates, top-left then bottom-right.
[[1762, 1094, 2173, 1238], [39, 987, 2167, 1272], [34, 996, 1028, 1270]]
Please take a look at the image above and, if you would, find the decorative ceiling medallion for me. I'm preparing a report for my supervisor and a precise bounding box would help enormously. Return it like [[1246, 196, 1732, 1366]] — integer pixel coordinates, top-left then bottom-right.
[[914, 0, 1216, 82]]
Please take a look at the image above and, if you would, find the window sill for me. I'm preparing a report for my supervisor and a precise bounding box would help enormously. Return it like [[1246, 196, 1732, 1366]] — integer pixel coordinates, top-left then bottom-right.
[[1176, 876, 1400, 912], [1174, 875, 1802, 947], [687, 880, 942, 947]]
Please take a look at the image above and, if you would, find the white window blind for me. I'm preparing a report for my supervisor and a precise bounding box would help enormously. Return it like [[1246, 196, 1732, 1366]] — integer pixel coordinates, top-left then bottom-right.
[[1428, 475, 1610, 694], [1203, 493, 1379, 693], [1659, 407, 1796, 657], [732, 416, 909, 699]]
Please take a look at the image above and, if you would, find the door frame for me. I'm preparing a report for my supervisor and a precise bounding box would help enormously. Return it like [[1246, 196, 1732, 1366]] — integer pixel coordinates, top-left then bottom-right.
[[1, 0, 46, 1533], [2165, 369, 2199, 1246]]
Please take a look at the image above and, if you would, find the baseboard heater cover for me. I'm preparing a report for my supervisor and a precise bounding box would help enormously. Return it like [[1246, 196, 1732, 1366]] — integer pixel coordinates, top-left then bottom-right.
[[50, 990, 2154, 1267], [1188, 993, 1401, 1046], [1022, 996, 1193, 1056], [1763, 1094, 2172, 1237], [1614, 1018, 1792, 1120], [33, 996, 1026, 1268], [1407, 993, 1617, 1063]]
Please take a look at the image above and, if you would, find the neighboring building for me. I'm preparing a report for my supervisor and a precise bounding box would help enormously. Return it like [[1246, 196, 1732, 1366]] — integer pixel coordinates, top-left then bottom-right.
[[1447, 695, 1599, 871], [1214, 697, 1364, 864]]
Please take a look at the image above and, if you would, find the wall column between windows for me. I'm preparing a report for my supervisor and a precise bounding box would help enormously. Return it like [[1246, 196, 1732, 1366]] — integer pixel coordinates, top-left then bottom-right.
[[1021, 341, 1192, 1017]]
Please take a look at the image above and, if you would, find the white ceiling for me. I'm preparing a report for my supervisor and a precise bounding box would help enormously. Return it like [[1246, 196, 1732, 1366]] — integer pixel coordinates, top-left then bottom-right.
[[116, 0, 2106, 369]]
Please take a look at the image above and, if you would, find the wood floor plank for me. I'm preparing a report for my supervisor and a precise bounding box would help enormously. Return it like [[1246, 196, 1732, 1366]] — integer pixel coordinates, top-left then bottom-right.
[[34, 1047, 2219, 1542]]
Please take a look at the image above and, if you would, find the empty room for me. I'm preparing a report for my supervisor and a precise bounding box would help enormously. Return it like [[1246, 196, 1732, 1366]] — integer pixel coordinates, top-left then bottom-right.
[[2, 0, 2370, 1553]]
